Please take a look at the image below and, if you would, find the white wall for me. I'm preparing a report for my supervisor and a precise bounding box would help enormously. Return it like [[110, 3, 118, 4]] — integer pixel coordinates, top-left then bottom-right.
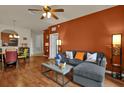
[[31, 31, 43, 56], [0, 24, 33, 55]]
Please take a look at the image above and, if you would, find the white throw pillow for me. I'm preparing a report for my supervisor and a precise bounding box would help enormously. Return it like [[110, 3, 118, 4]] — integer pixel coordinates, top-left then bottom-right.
[[65, 51, 73, 59], [85, 53, 97, 62]]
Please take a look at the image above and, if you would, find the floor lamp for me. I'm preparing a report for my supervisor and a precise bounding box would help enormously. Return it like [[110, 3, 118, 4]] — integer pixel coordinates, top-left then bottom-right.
[[111, 34, 122, 79], [57, 40, 62, 54]]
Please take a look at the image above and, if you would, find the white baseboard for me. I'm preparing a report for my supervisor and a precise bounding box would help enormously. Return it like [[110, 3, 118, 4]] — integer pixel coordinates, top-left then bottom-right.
[[106, 70, 124, 77], [105, 70, 112, 74]]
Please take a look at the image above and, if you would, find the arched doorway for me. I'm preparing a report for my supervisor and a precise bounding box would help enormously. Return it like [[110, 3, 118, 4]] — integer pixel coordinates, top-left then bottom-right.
[[1, 29, 19, 46]]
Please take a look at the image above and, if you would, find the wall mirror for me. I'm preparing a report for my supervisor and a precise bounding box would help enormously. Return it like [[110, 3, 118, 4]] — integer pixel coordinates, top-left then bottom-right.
[[1, 29, 19, 46]]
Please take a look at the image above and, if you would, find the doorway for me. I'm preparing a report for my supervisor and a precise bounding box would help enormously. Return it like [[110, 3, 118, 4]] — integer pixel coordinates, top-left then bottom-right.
[[49, 33, 58, 59]]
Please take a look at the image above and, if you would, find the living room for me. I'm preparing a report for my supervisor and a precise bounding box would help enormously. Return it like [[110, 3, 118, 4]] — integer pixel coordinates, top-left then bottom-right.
[[0, 0, 124, 93], [43, 5, 124, 86]]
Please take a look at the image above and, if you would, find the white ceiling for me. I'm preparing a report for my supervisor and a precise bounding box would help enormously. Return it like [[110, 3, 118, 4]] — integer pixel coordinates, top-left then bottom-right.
[[0, 5, 114, 32]]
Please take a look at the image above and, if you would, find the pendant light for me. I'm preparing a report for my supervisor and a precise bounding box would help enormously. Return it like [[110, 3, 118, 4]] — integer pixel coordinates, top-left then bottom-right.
[[9, 20, 20, 38]]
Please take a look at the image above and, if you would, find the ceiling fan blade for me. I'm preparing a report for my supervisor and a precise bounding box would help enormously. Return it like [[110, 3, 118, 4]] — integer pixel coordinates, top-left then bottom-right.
[[51, 9, 64, 12], [51, 13, 59, 20], [28, 9, 42, 11], [40, 16, 44, 20]]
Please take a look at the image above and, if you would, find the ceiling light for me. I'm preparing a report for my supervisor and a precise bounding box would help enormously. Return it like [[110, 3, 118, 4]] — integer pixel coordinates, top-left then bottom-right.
[[13, 34, 17, 38], [9, 34, 13, 38], [17, 36, 20, 38], [47, 12, 51, 18], [43, 12, 47, 17], [13, 34, 20, 38], [9, 20, 20, 39]]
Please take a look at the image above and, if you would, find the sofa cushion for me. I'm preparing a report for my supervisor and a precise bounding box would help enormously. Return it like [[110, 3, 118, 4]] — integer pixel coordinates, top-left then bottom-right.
[[74, 62, 105, 82], [62, 51, 105, 67], [67, 59, 83, 66], [75, 52, 85, 60], [65, 51, 73, 59], [85, 52, 97, 63], [96, 52, 104, 66], [61, 57, 69, 63]]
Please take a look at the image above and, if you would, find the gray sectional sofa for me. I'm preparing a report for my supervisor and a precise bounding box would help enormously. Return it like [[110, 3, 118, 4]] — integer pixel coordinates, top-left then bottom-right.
[[61, 51, 107, 87]]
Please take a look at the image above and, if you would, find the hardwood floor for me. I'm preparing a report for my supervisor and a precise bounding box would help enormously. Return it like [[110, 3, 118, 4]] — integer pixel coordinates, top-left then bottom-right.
[[0, 56, 123, 87]]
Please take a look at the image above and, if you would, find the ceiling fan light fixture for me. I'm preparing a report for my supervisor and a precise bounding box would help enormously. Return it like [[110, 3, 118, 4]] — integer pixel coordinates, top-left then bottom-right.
[[28, 5, 64, 20], [47, 12, 51, 18], [42, 12, 47, 17], [44, 5, 48, 8]]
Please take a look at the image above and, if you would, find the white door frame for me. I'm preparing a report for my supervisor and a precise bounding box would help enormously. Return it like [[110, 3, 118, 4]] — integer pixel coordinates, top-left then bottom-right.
[[49, 33, 58, 59]]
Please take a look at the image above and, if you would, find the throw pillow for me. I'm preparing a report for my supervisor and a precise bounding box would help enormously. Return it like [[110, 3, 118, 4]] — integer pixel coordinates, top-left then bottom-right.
[[75, 52, 85, 60], [65, 51, 73, 59], [85, 52, 97, 63]]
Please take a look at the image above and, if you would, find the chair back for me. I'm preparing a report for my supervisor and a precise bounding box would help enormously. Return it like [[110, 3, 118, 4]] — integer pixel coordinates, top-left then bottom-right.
[[0, 48, 2, 62], [23, 48, 28, 58], [0, 48, 2, 53], [5, 49, 18, 63]]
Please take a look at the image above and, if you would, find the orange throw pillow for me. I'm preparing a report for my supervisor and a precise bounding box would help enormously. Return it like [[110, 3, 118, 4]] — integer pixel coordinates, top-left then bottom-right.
[[75, 52, 85, 60]]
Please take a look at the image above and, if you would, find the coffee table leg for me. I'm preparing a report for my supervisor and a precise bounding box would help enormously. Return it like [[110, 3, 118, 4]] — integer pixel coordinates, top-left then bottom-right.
[[2, 54, 4, 71], [62, 74, 64, 86], [55, 72, 58, 81]]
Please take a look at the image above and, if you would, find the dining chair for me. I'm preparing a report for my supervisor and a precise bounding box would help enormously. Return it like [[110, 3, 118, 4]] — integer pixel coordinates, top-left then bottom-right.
[[0, 48, 3, 70], [0, 48, 2, 62], [3, 48, 18, 70], [18, 48, 29, 62]]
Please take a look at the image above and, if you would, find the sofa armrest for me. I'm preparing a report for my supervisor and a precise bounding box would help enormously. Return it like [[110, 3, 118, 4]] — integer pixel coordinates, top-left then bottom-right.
[[100, 57, 107, 68]]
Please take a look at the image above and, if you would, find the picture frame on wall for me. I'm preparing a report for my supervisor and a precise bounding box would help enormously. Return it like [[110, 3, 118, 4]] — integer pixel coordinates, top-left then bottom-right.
[[112, 47, 120, 56], [51, 26, 56, 32], [23, 37, 27, 40]]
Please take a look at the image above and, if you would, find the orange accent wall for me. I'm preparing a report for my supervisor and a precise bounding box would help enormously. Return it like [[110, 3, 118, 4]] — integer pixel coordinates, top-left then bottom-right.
[[56, 6, 124, 70]]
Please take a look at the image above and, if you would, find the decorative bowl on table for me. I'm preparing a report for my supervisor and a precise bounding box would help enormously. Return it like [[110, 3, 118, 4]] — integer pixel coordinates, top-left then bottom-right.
[[59, 63, 66, 69]]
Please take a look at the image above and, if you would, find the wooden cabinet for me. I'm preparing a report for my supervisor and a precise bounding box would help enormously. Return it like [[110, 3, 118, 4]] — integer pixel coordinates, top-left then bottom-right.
[[1, 32, 18, 46], [1, 32, 10, 44]]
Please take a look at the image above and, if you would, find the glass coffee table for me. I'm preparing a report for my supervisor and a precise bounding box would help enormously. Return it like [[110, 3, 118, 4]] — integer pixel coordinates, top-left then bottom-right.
[[41, 61, 73, 87]]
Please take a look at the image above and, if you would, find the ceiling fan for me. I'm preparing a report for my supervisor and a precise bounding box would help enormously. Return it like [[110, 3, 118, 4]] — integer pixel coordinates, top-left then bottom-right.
[[28, 5, 64, 20]]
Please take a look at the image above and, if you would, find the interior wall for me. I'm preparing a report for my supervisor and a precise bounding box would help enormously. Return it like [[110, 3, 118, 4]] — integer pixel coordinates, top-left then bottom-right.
[[31, 31, 43, 56], [55, 6, 124, 70]]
